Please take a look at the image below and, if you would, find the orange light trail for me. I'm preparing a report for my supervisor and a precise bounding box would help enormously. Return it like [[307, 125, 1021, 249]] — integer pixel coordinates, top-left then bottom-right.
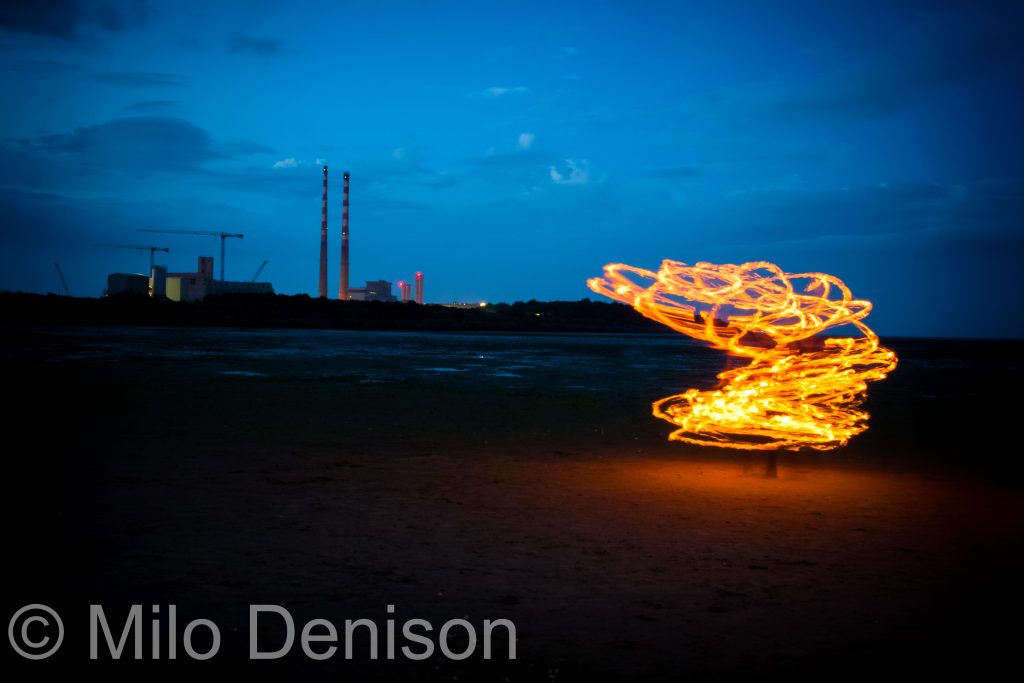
[[588, 260, 897, 451]]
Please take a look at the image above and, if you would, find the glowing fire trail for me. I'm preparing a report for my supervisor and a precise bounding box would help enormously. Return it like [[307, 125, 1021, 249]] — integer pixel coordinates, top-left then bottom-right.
[[588, 260, 897, 451]]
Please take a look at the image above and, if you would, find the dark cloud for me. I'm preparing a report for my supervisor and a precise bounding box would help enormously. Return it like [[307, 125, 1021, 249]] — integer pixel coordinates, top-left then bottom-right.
[[94, 71, 186, 87], [640, 166, 700, 179], [0, 0, 80, 38], [0, 115, 280, 195], [229, 34, 283, 56], [23, 116, 220, 172], [715, 8, 1022, 120], [0, 0, 152, 40], [0, 145, 75, 191], [677, 180, 997, 251]]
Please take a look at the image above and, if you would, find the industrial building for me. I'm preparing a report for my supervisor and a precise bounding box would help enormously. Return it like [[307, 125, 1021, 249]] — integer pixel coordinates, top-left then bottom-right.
[[348, 280, 397, 302], [105, 255, 273, 300], [161, 256, 274, 301], [164, 255, 215, 301]]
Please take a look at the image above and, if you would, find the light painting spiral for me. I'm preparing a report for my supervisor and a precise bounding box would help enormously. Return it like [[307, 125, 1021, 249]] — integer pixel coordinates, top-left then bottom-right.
[[588, 260, 897, 451]]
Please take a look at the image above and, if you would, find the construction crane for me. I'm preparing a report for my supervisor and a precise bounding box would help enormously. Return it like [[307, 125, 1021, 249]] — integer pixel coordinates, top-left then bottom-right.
[[53, 262, 71, 296], [95, 243, 170, 273], [251, 259, 268, 282], [137, 229, 244, 281]]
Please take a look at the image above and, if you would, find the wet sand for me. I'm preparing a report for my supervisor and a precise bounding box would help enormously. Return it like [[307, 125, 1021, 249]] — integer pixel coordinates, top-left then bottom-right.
[[4, 328, 1023, 679]]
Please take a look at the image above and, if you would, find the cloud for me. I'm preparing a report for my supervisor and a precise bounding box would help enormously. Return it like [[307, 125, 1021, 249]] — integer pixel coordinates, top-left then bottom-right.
[[0, 0, 79, 38], [678, 180, 974, 248], [229, 34, 283, 56], [549, 159, 590, 186], [270, 156, 338, 169], [94, 72, 187, 88], [21, 116, 220, 173], [0, 0, 152, 40], [640, 166, 700, 179], [516, 133, 535, 150], [706, 9, 1022, 120], [480, 86, 529, 97]]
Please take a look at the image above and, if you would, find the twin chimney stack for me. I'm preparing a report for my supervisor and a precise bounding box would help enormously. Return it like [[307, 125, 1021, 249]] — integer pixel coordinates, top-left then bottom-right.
[[317, 168, 422, 303]]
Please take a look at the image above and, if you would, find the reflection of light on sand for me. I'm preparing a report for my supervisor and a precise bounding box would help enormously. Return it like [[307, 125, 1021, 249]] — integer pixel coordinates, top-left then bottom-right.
[[557, 454, 946, 518], [489, 452, 1018, 665], [608, 458, 897, 500]]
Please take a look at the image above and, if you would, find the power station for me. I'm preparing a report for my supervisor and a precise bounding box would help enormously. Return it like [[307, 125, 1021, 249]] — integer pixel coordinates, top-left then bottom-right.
[[97, 163, 429, 303], [317, 168, 425, 304]]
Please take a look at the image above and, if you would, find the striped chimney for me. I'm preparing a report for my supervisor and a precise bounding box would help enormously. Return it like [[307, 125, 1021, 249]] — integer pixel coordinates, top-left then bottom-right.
[[339, 171, 350, 300], [318, 165, 328, 298]]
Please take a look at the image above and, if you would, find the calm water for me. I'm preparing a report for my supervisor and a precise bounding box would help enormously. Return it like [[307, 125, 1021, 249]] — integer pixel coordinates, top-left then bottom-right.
[[5, 326, 727, 393], [4, 325, 1023, 466], [4, 325, 1021, 399]]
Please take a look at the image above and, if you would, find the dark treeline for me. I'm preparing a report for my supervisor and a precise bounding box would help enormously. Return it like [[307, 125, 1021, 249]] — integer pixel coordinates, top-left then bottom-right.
[[0, 292, 669, 333]]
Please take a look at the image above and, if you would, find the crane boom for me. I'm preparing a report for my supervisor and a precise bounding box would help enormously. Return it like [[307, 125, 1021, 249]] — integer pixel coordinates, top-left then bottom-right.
[[53, 262, 71, 296], [251, 259, 268, 282], [137, 229, 244, 281], [96, 243, 170, 272]]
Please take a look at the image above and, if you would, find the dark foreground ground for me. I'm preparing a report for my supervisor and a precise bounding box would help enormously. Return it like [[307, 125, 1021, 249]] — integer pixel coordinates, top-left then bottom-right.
[[2, 326, 1023, 680]]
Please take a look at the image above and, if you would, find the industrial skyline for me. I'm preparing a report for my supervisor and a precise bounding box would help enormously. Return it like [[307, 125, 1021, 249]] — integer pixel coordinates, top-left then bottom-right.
[[317, 166, 424, 303], [0, 1, 1022, 336]]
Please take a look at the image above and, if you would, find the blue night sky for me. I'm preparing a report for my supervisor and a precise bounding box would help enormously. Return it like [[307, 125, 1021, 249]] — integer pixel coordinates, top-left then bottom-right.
[[1, 0, 1021, 337]]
